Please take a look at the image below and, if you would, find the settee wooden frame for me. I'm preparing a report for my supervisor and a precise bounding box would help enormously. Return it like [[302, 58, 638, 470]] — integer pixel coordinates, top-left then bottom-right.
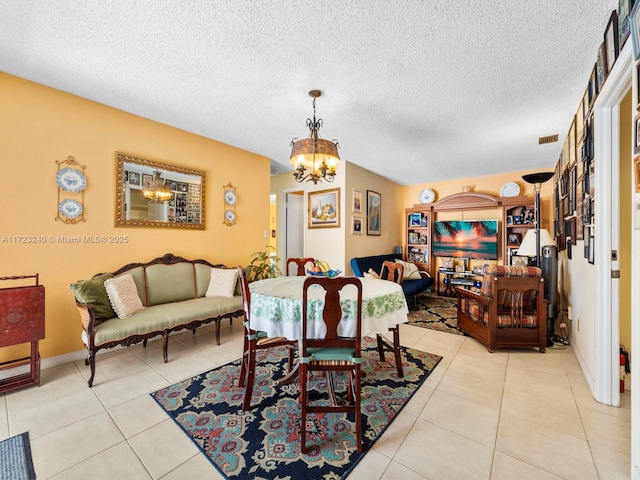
[[74, 253, 243, 386], [455, 274, 546, 353]]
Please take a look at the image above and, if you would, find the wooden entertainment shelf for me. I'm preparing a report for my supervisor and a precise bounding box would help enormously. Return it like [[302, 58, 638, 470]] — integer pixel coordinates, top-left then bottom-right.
[[405, 192, 534, 274]]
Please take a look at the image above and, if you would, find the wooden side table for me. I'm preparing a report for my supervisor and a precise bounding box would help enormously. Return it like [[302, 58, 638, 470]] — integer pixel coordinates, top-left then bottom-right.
[[0, 274, 45, 393]]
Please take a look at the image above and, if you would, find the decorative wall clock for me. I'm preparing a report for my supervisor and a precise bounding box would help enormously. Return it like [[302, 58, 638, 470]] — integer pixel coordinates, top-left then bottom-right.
[[223, 182, 237, 226], [55, 156, 86, 224]]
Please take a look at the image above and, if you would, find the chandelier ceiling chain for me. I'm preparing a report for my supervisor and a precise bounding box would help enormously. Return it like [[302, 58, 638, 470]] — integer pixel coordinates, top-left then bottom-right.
[[289, 90, 340, 184]]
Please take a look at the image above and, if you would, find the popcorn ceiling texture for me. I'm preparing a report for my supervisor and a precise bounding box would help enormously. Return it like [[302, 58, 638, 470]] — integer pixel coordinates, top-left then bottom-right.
[[0, 1, 619, 184]]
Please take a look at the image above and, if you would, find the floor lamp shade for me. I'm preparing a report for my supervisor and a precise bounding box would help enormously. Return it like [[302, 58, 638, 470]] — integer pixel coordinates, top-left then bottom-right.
[[517, 229, 554, 258]]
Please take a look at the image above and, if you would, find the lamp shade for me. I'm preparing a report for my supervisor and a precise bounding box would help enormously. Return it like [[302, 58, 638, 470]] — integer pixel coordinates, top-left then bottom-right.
[[517, 229, 554, 257]]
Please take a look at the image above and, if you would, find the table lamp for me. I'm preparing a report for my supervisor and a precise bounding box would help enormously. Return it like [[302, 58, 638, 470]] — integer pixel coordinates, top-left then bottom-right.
[[517, 229, 554, 265]]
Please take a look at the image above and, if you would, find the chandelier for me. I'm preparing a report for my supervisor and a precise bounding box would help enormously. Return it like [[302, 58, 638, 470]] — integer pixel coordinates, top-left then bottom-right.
[[289, 90, 340, 183], [142, 170, 173, 203]]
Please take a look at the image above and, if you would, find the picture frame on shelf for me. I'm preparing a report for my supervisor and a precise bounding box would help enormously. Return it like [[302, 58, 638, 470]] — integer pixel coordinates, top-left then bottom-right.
[[308, 188, 340, 229], [604, 10, 619, 74], [635, 155, 640, 192], [366, 190, 381, 236], [409, 231, 419, 244], [409, 212, 422, 226], [507, 233, 521, 246], [352, 189, 362, 213]]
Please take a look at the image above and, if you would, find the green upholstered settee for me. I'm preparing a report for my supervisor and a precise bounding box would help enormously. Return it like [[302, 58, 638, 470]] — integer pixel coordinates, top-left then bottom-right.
[[70, 253, 243, 386]]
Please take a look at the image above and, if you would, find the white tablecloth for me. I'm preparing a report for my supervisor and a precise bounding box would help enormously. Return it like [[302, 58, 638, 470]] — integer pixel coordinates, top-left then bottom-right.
[[249, 276, 409, 340]]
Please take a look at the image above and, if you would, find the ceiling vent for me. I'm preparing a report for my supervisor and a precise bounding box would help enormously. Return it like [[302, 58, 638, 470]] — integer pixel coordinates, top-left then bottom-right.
[[538, 134, 559, 145]]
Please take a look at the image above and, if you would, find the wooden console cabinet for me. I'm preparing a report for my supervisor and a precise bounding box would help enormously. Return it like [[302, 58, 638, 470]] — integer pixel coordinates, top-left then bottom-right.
[[0, 274, 45, 393], [405, 193, 534, 272]]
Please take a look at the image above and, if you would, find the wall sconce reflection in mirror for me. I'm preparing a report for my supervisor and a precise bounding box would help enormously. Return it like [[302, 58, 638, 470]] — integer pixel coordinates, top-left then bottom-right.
[[115, 152, 206, 230]]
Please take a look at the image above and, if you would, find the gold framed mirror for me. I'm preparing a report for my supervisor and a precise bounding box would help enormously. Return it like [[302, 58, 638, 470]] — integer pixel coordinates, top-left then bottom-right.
[[115, 152, 206, 229]]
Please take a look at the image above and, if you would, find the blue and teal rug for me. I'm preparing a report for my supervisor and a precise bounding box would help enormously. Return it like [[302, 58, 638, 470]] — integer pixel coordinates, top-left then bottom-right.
[[151, 337, 441, 479]]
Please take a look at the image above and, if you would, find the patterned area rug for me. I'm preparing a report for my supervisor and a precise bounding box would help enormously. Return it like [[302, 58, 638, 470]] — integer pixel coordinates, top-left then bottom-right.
[[408, 295, 465, 336], [151, 337, 441, 480]]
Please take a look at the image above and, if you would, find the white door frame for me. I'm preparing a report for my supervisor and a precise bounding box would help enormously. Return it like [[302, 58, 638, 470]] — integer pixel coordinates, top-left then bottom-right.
[[592, 40, 631, 406]]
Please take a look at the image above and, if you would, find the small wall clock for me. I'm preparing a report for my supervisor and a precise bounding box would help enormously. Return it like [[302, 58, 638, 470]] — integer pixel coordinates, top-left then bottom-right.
[[223, 182, 237, 226]]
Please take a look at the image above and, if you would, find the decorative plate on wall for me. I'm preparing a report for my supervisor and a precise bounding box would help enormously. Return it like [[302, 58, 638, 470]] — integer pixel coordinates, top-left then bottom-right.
[[56, 167, 87, 193], [499, 182, 520, 197], [418, 188, 435, 204], [58, 199, 83, 218]]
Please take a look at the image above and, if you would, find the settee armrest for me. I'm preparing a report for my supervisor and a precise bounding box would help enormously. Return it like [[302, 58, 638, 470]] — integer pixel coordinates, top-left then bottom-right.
[[418, 269, 431, 278], [75, 300, 97, 341], [454, 286, 492, 306]]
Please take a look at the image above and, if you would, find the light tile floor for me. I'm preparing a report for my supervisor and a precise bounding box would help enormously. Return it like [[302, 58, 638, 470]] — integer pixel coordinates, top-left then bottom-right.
[[0, 319, 631, 479]]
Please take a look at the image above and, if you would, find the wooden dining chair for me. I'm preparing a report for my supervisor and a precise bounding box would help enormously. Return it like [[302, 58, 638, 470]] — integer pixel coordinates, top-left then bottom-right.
[[285, 257, 316, 276], [377, 261, 404, 378], [237, 266, 296, 411], [299, 276, 363, 453]]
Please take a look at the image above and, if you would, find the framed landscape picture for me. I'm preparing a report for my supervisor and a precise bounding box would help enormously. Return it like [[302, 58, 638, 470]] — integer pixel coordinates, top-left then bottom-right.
[[366, 190, 381, 236], [604, 10, 619, 74], [308, 188, 340, 229], [352, 189, 362, 213]]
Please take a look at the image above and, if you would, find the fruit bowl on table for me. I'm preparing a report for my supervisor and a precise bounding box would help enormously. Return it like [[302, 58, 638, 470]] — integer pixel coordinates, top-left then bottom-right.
[[306, 269, 342, 278]]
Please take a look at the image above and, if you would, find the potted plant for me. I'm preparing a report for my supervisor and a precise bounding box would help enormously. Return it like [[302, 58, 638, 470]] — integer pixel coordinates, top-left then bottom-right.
[[247, 246, 281, 282]]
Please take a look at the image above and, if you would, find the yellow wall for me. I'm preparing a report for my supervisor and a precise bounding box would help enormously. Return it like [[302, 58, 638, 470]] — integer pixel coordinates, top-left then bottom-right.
[[1, 73, 270, 361], [344, 162, 404, 272], [620, 89, 632, 355]]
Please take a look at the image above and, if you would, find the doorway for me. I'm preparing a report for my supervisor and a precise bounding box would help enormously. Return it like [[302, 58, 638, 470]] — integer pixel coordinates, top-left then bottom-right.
[[284, 191, 304, 274]]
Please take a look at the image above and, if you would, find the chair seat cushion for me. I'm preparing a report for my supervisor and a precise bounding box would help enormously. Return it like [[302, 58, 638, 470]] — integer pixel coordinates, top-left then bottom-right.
[[301, 347, 360, 364]]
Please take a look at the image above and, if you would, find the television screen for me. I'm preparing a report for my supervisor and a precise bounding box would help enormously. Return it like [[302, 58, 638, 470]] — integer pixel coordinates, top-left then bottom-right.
[[432, 220, 498, 260]]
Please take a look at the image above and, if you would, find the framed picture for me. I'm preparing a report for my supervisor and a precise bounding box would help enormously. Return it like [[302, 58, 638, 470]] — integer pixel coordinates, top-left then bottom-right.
[[596, 42, 607, 93], [635, 116, 640, 154], [409, 212, 422, 226], [589, 63, 597, 103], [308, 188, 340, 229], [604, 10, 619, 74], [351, 216, 363, 235], [507, 233, 521, 246], [366, 190, 381, 236], [352, 189, 362, 213], [408, 231, 419, 244], [142, 174, 152, 189], [128, 171, 140, 185], [635, 155, 640, 192], [637, 63, 640, 109], [631, 0, 640, 60], [619, 0, 632, 47]]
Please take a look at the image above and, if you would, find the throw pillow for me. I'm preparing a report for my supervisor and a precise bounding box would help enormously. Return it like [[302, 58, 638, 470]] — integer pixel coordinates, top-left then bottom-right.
[[366, 268, 380, 279], [205, 268, 239, 298], [104, 274, 145, 319], [69, 272, 116, 324], [394, 259, 422, 280]]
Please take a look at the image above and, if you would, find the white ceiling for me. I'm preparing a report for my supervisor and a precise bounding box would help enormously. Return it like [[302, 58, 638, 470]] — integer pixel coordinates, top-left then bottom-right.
[[0, 1, 620, 185]]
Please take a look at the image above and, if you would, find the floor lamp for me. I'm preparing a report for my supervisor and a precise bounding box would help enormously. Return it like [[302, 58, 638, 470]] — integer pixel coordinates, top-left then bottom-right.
[[522, 172, 555, 346]]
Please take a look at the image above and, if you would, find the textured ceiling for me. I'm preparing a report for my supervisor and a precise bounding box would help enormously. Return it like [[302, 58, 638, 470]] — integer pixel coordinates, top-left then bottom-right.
[[0, 1, 620, 185]]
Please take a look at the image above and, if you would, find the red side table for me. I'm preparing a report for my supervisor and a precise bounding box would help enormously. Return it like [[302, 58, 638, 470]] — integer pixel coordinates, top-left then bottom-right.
[[0, 274, 45, 393]]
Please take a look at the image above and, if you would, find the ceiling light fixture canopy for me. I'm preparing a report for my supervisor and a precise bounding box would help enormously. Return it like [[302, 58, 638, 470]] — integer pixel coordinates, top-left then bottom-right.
[[290, 90, 340, 184], [142, 170, 173, 203]]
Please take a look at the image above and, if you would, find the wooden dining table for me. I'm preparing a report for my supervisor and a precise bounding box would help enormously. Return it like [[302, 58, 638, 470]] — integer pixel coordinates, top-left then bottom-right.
[[249, 276, 409, 340]]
